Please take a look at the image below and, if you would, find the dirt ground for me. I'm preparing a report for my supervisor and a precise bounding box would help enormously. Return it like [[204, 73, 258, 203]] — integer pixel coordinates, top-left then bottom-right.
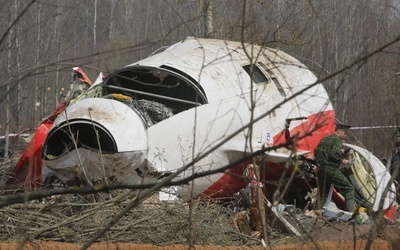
[[271, 210, 400, 247], [0, 239, 394, 250]]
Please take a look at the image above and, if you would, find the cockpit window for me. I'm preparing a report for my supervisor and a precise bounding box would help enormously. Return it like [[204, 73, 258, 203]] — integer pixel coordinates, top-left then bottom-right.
[[103, 66, 207, 116]]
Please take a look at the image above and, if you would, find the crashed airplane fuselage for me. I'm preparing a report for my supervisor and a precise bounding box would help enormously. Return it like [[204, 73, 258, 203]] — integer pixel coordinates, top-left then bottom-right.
[[8, 37, 396, 218]]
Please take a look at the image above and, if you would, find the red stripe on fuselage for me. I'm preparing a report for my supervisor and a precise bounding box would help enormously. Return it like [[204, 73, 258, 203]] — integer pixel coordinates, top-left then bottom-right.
[[273, 110, 335, 155], [195, 110, 335, 200]]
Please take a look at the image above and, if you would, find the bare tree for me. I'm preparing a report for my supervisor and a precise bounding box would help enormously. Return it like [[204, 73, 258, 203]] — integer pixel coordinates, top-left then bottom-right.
[[34, 1, 41, 125], [1, 0, 400, 248]]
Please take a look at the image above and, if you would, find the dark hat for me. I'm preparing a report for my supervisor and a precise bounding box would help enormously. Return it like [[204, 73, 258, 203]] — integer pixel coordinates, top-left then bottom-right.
[[335, 123, 352, 131]]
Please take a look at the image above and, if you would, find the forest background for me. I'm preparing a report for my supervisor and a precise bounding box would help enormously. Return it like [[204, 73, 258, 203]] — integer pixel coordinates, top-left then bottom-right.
[[0, 0, 399, 160]]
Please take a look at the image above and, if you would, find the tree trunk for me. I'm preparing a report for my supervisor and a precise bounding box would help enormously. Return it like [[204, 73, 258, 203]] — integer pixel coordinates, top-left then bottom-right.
[[202, 0, 213, 38], [15, 0, 21, 131], [4, 5, 13, 158], [54, 0, 61, 107], [93, 0, 97, 50], [34, 1, 41, 125], [109, 0, 116, 39]]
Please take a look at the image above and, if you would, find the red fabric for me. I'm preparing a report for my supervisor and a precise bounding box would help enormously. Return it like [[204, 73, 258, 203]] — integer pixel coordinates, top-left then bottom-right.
[[7, 102, 66, 190], [384, 204, 397, 222], [7, 123, 51, 190]]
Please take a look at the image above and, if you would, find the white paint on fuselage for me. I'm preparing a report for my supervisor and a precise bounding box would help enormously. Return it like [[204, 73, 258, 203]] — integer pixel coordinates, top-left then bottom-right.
[[142, 37, 333, 199]]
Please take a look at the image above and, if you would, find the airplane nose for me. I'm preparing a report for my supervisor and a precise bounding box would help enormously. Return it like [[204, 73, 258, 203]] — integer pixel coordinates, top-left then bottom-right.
[[42, 98, 148, 185]]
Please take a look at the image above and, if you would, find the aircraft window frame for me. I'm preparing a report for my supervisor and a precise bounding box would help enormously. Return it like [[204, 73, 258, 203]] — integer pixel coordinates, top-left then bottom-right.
[[103, 66, 207, 114], [242, 64, 269, 85], [243, 62, 287, 98], [257, 62, 287, 98]]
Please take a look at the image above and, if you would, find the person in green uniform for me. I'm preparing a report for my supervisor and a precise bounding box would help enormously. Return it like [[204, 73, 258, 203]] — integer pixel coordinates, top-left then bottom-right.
[[314, 123, 355, 212]]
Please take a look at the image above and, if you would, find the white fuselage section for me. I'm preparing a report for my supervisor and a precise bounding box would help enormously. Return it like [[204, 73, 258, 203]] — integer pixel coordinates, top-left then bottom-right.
[[133, 37, 334, 199]]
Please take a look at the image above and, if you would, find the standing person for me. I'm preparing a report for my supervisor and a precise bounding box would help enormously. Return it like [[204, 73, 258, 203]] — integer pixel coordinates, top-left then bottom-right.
[[393, 131, 400, 154], [390, 141, 400, 182], [314, 123, 355, 212], [391, 131, 400, 153]]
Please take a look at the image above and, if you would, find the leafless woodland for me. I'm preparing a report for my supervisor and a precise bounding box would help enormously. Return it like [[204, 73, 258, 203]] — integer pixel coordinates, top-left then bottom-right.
[[1, 0, 400, 248], [1, 0, 400, 159]]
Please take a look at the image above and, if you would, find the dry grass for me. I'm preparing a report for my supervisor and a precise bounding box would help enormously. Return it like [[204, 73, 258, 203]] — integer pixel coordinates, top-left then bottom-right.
[[0, 189, 261, 245], [1, 148, 400, 248], [0, 145, 265, 246]]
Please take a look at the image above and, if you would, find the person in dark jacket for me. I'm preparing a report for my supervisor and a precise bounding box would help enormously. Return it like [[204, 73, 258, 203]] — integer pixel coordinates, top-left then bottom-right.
[[314, 123, 355, 212], [391, 131, 400, 155], [390, 141, 400, 183]]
